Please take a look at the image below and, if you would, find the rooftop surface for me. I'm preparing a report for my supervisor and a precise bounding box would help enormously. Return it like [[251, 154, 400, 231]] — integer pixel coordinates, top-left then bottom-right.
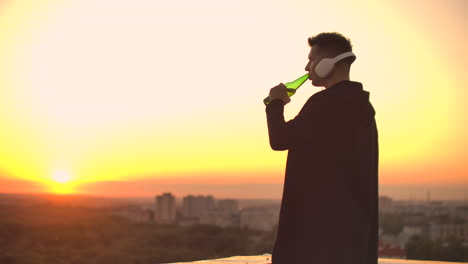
[[165, 254, 465, 264]]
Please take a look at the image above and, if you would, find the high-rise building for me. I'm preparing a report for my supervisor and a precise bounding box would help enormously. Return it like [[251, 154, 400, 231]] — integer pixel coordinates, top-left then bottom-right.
[[155, 192, 176, 224], [240, 205, 280, 231], [182, 195, 215, 219], [217, 199, 239, 214], [379, 195, 393, 213]]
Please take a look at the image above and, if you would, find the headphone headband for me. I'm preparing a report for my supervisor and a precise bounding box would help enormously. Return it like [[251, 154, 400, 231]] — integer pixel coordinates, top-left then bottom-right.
[[330, 51, 356, 63], [314, 51, 356, 78]]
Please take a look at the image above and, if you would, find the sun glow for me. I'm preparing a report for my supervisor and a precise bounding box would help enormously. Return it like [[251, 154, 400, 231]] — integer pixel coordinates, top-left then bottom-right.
[[49, 170, 75, 194], [52, 170, 72, 183], [50, 182, 74, 194]]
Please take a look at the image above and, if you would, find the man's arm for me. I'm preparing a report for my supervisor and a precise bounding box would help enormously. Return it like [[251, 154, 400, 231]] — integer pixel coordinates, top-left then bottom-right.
[[265, 98, 310, 151], [265, 92, 325, 151], [266, 99, 291, 150]]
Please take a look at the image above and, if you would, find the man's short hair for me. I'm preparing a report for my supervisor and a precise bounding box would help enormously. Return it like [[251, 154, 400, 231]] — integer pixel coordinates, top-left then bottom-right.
[[308, 32, 355, 65]]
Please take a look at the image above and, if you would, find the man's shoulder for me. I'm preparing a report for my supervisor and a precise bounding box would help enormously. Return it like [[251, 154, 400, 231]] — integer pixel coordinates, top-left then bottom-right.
[[305, 90, 327, 106], [296, 91, 328, 117]]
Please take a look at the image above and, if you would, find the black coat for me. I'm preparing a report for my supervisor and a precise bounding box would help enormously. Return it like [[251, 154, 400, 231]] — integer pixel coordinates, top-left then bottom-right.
[[266, 80, 379, 264]]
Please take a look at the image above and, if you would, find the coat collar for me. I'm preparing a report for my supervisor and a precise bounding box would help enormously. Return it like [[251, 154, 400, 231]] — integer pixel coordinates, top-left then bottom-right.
[[324, 80, 363, 94]]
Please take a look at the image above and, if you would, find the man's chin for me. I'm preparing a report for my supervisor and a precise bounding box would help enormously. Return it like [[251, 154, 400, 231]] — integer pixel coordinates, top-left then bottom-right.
[[311, 79, 321, 87]]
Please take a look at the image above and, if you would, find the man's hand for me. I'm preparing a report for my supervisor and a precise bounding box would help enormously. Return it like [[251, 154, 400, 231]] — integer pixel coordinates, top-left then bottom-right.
[[269, 83, 291, 105]]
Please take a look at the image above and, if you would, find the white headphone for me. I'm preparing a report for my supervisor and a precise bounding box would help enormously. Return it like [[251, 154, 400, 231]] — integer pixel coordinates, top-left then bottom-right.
[[315, 51, 356, 78]]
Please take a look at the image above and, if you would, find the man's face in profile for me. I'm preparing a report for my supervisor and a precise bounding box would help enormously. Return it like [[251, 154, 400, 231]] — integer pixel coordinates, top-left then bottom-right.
[[305, 45, 326, 87]]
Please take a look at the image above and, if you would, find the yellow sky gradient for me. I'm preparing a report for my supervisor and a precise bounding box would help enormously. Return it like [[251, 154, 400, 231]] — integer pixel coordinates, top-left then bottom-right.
[[0, 0, 466, 197]]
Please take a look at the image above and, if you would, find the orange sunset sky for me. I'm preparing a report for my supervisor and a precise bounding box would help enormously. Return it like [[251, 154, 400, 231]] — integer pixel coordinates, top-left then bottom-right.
[[0, 0, 467, 200]]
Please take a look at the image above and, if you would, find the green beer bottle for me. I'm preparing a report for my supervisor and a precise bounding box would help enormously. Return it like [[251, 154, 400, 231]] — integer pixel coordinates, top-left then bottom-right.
[[263, 73, 309, 106]]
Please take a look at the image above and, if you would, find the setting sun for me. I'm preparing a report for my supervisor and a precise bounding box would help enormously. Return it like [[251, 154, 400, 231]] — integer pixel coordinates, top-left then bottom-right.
[[52, 170, 72, 183], [49, 170, 75, 194]]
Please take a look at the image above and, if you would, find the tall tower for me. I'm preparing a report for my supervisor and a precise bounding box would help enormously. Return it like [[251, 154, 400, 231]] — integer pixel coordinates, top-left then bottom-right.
[[182, 195, 215, 219], [155, 192, 176, 224]]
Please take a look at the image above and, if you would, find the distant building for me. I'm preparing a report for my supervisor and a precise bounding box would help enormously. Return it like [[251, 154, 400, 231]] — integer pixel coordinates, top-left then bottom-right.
[[378, 239, 406, 259], [217, 199, 239, 214], [199, 208, 240, 227], [429, 222, 468, 241], [455, 205, 468, 221], [155, 192, 176, 224], [199, 199, 240, 227], [379, 196, 393, 213], [180, 196, 240, 227], [240, 205, 279, 232], [380, 224, 424, 250], [181, 195, 215, 219], [113, 204, 153, 222], [401, 225, 423, 238], [397, 225, 424, 246], [428, 204, 451, 217], [380, 233, 401, 248]]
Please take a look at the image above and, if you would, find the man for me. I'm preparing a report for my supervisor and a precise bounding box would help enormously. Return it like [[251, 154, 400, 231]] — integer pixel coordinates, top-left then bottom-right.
[[265, 32, 379, 263]]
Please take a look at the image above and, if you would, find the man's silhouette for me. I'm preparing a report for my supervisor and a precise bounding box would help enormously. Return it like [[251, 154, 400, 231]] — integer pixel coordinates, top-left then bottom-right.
[[266, 32, 379, 263]]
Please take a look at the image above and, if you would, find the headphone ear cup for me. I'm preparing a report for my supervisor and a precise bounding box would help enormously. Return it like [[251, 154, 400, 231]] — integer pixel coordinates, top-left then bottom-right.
[[315, 58, 335, 78]]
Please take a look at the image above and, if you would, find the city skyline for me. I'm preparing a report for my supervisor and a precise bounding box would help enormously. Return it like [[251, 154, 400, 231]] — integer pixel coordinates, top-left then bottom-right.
[[1, 191, 466, 262], [1, 178, 467, 201]]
